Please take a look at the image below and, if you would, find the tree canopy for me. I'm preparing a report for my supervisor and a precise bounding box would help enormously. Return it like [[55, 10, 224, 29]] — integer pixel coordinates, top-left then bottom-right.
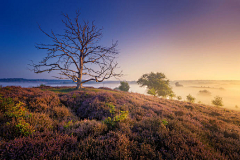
[[137, 72, 173, 97], [31, 11, 121, 89], [118, 81, 130, 92]]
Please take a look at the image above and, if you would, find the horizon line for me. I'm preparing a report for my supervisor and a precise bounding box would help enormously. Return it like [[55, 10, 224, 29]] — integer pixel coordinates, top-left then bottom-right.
[[1, 78, 240, 81]]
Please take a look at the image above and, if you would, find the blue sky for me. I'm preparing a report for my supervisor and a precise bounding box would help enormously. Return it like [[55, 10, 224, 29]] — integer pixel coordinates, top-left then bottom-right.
[[1, 0, 240, 80]]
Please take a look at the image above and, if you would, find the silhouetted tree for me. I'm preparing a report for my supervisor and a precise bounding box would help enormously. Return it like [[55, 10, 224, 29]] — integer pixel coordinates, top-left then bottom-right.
[[31, 11, 121, 89], [199, 90, 211, 96], [175, 82, 183, 87], [137, 72, 173, 97], [212, 96, 223, 107], [118, 81, 130, 92]]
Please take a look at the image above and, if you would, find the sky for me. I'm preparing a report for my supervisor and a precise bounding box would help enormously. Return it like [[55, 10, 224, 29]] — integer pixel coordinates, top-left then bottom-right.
[[1, 0, 240, 81]]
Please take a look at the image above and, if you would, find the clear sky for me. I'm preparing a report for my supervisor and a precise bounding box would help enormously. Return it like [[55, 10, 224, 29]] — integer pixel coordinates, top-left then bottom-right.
[[1, 0, 240, 81]]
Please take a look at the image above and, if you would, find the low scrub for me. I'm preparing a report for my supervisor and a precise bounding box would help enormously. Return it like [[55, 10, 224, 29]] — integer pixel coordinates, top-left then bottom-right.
[[0, 86, 240, 159]]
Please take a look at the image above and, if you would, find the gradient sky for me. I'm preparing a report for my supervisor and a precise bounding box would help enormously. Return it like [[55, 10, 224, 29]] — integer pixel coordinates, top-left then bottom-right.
[[1, 0, 240, 81]]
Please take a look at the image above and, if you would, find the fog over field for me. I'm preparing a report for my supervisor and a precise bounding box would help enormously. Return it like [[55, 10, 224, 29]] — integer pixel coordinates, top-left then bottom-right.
[[1, 80, 240, 111], [93, 80, 240, 111], [170, 80, 240, 110]]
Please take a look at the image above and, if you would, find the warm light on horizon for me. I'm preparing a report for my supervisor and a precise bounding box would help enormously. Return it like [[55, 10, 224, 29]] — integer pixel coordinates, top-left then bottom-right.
[[1, 1, 240, 81]]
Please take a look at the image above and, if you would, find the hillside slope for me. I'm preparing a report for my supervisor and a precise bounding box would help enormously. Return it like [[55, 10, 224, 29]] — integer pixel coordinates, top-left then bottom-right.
[[0, 86, 240, 159]]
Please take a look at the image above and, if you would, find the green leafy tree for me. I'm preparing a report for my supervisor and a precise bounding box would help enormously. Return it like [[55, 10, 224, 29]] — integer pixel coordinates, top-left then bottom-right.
[[137, 72, 173, 98], [118, 81, 130, 92], [212, 96, 223, 107], [186, 94, 195, 103]]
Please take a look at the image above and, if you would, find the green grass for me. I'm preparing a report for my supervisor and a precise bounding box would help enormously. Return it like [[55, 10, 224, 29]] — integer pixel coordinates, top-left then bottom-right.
[[41, 86, 112, 94], [45, 87, 77, 93]]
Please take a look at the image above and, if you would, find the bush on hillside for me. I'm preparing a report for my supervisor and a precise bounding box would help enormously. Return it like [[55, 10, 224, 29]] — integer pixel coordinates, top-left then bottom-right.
[[0, 86, 240, 159], [186, 94, 195, 103], [212, 96, 223, 107], [118, 81, 130, 92]]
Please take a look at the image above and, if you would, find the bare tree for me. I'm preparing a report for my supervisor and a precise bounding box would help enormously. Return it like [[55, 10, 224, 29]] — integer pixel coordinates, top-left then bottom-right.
[[31, 11, 121, 89]]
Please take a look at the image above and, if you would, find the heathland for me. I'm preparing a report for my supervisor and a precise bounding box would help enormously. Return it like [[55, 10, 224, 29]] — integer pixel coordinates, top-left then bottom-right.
[[0, 86, 240, 159]]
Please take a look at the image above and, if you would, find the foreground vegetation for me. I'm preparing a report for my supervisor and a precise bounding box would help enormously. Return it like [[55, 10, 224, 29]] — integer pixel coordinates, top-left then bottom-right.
[[0, 86, 240, 159]]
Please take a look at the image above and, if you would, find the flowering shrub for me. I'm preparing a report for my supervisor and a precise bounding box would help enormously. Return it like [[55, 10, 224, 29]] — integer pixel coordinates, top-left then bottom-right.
[[0, 86, 240, 159], [63, 119, 107, 139], [50, 106, 74, 121], [29, 112, 54, 132], [0, 132, 77, 159]]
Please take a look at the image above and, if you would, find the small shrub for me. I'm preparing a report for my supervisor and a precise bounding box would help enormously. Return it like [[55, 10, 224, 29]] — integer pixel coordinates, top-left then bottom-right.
[[132, 117, 164, 134], [104, 110, 129, 129], [104, 104, 129, 129], [186, 94, 195, 103], [118, 81, 130, 92], [199, 90, 211, 95], [212, 96, 223, 107], [209, 111, 221, 117], [29, 113, 54, 132], [72, 93, 77, 98], [115, 110, 129, 122], [51, 106, 73, 120], [174, 111, 184, 116], [0, 132, 77, 159], [185, 105, 193, 110], [97, 92, 116, 103], [0, 97, 35, 137], [4, 87, 12, 90], [2, 100, 32, 120], [27, 91, 61, 112], [63, 120, 73, 129], [98, 87, 113, 91], [177, 96, 182, 101], [224, 130, 239, 139], [0, 96, 15, 113], [4, 102, 30, 118], [162, 119, 168, 126], [40, 84, 46, 87], [169, 93, 176, 100], [63, 119, 107, 138], [106, 103, 116, 115], [16, 119, 35, 136]]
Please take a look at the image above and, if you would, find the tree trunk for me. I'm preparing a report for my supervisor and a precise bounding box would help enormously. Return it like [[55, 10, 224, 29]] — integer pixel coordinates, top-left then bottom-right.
[[76, 79, 82, 89], [76, 56, 83, 89]]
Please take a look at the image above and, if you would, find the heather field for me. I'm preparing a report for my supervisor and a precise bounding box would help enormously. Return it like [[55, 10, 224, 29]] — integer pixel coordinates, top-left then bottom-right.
[[0, 86, 240, 159]]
